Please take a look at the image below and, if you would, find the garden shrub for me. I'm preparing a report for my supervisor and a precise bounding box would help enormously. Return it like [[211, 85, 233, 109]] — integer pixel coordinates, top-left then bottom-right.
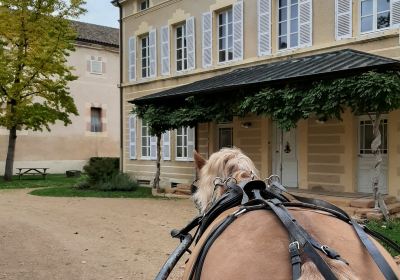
[[83, 157, 119, 185], [95, 173, 139, 192]]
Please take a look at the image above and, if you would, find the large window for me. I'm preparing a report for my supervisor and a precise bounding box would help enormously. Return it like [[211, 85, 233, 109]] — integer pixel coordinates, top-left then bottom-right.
[[218, 9, 233, 63], [141, 35, 150, 78], [278, 0, 299, 50], [141, 121, 151, 158], [176, 24, 188, 71], [361, 0, 390, 33], [90, 108, 102, 132], [139, 0, 149, 11], [176, 127, 188, 159]]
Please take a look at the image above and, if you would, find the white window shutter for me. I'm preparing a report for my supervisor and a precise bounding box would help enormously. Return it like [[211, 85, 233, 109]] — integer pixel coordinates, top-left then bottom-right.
[[186, 17, 196, 70], [160, 25, 170, 76], [162, 131, 170, 160], [202, 12, 212, 68], [391, 0, 400, 27], [149, 29, 157, 78], [187, 127, 195, 160], [150, 135, 157, 160], [299, 0, 312, 47], [129, 115, 136, 159], [335, 0, 352, 40], [128, 36, 136, 81], [233, 0, 244, 61], [258, 0, 271, 56]]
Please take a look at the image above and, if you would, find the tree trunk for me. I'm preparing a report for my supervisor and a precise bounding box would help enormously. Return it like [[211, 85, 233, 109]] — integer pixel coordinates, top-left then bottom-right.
[[4, 126, 17, 181], [370, 113, 382, 209], [153, 133, 162, 190]]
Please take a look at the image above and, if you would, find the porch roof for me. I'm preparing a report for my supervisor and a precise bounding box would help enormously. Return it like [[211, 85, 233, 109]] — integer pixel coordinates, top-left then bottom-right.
[[132, 49, 400, 105]]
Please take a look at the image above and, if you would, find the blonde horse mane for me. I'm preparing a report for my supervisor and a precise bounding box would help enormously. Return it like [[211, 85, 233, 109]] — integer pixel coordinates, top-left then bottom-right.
[[193, 147, 259, 213]]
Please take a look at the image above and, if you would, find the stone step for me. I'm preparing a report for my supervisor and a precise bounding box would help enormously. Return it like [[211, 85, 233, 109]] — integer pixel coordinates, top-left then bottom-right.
[[387, 202, 400, 214], [350, 196, 397, 208], [287, 192, 354, 208]]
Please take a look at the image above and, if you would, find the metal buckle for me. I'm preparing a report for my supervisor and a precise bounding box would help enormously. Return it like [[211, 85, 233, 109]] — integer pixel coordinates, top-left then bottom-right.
[[233, 208, 247, 217], [321, 245, 329, 255], [289, 241, 300, 251]]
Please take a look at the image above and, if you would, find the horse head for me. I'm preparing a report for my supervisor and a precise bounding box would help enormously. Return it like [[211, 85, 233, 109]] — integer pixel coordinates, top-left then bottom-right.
[[192, 148, 259, 214]]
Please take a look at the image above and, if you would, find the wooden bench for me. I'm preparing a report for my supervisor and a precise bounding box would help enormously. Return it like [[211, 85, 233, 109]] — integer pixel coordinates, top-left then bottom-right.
[[16, 168, 49, 180]]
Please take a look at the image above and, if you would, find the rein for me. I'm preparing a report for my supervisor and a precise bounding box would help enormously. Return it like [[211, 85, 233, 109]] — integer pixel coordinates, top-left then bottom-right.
[[155, 178, 400, 280]]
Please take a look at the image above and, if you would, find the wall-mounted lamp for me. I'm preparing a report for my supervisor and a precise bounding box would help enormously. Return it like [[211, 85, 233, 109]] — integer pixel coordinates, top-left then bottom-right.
[[241, 122, 252, 128]]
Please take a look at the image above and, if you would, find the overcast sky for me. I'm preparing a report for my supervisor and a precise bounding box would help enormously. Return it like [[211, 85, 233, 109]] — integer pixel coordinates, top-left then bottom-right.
[[78, 0, 119, 28]]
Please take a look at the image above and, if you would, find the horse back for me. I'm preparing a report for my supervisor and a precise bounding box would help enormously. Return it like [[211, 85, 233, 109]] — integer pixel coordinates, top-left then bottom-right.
[[183, 207, 400, 280]]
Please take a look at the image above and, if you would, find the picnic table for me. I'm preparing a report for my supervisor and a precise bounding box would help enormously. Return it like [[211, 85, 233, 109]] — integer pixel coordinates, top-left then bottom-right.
[[16, 168, 49, 180]]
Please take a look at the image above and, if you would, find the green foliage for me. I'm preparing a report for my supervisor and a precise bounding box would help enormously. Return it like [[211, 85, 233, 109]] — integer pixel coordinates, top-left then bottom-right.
[[366, 219, 400, 256], [95, 173, 139, 192], [83, 157, 120, 185], [0, 174, 80, 189], [0, 0, 86, 131]]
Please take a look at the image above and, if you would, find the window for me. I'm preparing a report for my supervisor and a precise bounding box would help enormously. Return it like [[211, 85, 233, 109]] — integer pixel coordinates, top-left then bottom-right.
[[176, 127, 195, 161], [90, 56, 103, 74], [218, 9, 233, 63], [359, 119, 388, 154], [139, 0, 149, 10], [278, 0, 299, 50], [219, 127, 233, 149], [361, 0, 390, 33], [141, 121, 151, 158], [90, 108, 102, 132], [176, 24, 188, 71], [141, 35, 150, 78]]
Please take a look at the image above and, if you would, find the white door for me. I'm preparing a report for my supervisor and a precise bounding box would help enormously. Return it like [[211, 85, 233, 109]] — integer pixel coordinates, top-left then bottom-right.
[[272, 124, 298, 188], [357, 116, 388, 194]]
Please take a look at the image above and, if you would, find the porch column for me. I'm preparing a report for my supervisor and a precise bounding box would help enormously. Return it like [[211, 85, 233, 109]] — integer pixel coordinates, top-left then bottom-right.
[[260, 117, 271, 179], [297, 119, 308, 189], [388, 109, 400, 198]]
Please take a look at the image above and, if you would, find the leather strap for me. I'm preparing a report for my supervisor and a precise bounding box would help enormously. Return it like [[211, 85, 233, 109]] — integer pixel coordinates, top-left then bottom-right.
[[266, 199, 338, 280], [288, 239, 302, 280]]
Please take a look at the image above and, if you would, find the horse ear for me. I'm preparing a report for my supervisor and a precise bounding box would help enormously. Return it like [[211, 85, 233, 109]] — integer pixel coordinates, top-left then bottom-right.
[[194, 150, 207, 171]]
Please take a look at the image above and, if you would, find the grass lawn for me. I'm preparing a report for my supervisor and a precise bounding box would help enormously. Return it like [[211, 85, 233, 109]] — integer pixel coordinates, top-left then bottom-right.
[[366, 219, 400, 257], [0, 174, 81, 189], [29, 186, 156, 199]]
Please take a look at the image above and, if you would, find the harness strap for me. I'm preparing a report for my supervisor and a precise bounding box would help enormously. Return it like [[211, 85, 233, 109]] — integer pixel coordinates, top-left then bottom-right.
[[288, 239, 302, 280], [351, 219, 399, 280], [289, 194, 399, 280], [266, 199, 338, 280]]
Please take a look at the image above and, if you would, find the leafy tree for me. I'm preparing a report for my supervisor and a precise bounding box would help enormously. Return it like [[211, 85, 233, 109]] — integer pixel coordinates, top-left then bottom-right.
[[0, 0, 86, 181]]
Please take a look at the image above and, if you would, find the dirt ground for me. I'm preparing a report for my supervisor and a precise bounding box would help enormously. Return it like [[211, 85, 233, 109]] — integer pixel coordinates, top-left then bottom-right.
[[0, 189, 197, 280]]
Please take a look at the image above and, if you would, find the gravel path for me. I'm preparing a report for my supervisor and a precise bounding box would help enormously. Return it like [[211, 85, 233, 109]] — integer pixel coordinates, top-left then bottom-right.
[[0, 189, 197, 280]]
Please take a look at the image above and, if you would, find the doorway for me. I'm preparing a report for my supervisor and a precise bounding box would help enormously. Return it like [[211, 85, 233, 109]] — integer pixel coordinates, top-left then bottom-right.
[[357, 116, 388, 194], [272, 124, 298, 188], [217, 123, 233, 149]]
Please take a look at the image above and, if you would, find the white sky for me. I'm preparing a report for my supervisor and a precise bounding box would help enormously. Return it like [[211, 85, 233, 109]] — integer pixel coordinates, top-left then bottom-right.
[[78, 0, 119, 28]]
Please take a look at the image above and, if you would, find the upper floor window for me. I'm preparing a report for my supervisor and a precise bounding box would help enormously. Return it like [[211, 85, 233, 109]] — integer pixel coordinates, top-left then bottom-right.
[[361, 0, 390, 33], [141, 121, 151, 158], [218, 9, 233, 63], [90, 107, 102, 132], [176, 23, 188, 72], [140, 0, 149, 11], [89, 56, 103, 74], [141, 35, 150, 78], [278, 0, 299, 50]]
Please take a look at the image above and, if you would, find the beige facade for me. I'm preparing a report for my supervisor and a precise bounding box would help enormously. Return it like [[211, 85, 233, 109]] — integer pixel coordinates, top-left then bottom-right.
[[0, 22, 120, 174], [118, 0, 400, 197]]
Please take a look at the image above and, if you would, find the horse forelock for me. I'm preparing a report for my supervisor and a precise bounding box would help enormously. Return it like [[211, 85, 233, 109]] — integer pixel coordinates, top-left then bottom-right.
[[193, 148, 259, 213]]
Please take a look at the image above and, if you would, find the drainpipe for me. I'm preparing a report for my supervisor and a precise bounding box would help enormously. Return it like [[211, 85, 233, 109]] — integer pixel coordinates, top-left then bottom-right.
[[113, 0, 124, 173]]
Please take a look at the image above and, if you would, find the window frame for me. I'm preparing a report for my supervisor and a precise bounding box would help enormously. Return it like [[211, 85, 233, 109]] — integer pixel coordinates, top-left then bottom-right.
[[141, 35, 150, 78], [358, 117, 388, 155], [359, 0, 391, 34], [141, 120, 151, 160], [176, 23, 188, 72], [90, 107, 102, 133], [277, 0, 300, 51], [218, 8, 234, 63], [139, 0, 149, 11], [175, 127, 189, 161], [90, 56, 103, 75]]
